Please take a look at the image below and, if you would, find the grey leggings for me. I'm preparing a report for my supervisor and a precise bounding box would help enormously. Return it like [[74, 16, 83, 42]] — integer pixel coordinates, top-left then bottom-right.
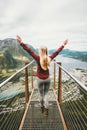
[[37, 77, 50, 108]]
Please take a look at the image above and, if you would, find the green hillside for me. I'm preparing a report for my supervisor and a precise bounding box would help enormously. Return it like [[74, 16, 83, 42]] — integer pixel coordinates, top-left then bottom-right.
[[0, 38, 38, 79]]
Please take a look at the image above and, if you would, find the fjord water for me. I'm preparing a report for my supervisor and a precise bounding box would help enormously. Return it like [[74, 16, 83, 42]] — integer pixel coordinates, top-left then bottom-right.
[[50, 55, 87, 73]]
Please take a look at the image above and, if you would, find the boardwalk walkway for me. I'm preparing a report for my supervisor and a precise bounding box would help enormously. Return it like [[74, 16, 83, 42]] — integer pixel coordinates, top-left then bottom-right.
[[20, 89, 64, 130]]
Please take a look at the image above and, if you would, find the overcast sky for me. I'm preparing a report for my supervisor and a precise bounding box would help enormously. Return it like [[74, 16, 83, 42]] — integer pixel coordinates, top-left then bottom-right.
[[0, 0, 87, 51]]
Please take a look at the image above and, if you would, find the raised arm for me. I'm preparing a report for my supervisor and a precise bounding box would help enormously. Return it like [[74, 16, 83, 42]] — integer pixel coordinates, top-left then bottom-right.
[[49, 39, 68, 60], [16, 35, 39, 60]]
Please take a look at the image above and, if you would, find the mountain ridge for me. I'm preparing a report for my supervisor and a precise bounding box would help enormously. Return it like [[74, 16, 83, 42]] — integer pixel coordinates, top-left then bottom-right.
[[0, 38, 87, 63], [49, 48, 87, 62]]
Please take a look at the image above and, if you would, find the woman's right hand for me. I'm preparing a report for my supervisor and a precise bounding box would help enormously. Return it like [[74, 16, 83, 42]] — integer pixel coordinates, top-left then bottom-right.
[[63, 39, 68, 46], [16, 35, 23, 44]]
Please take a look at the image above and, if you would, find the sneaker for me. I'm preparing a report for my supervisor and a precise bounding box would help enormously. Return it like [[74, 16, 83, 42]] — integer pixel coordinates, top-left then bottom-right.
[[44, 108, 48, 116], [41, 106, 44, 113]]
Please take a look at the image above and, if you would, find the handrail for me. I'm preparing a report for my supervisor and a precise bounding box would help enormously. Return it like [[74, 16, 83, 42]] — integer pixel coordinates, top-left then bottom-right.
[[54, 61, 87, 130], [0, 60, 35, 88], [56, 61, 87, 92], [0, 59, 35, 130]]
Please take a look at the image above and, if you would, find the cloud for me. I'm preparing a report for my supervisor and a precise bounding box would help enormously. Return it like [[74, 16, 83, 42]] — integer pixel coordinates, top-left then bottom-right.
[[0, 0, 87, 50]]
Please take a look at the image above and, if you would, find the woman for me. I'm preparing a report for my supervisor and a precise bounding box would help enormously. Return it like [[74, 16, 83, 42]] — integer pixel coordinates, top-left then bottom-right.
[[17, 35, 68, 116]]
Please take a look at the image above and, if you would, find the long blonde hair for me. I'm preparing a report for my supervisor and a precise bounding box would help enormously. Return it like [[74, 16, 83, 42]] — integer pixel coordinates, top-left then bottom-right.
[[39, 46, 51, 70]]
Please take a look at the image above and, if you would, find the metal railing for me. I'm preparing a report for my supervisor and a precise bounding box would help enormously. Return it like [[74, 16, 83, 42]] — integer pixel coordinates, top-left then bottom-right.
[[0, 59, 87, 130], [0, 60, 36, 130], [53, 60, 87, 130]]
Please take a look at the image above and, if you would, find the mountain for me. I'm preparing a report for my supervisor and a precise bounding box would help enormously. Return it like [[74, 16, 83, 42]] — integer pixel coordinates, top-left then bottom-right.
[[0, 38, 38, 58], [0, 38, 87, 71], [49, 49, 87, 62], [0, 38, 38, 71]]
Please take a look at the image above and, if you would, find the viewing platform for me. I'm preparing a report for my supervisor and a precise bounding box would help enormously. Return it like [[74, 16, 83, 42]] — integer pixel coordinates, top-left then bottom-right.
[[0, 60, 87, 130]]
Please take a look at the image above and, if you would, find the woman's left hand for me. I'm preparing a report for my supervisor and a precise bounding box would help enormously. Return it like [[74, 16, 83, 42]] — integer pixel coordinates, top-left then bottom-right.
[[63, 39, 68, 46]]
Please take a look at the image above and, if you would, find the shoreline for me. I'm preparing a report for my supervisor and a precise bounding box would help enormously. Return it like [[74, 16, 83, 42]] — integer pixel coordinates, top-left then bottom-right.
[[71, 68, 87, 87]]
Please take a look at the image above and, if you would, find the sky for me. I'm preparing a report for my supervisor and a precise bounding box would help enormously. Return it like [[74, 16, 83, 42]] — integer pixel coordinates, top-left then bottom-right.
[[0, 0, 87, 51]]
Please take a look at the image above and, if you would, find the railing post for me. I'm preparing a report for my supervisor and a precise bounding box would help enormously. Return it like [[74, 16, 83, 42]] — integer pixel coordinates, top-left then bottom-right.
[[25, 62, 29, 103], [54, 59, 56, 89], [57, 62, 62, 103], [31, 63, 33, 89]]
